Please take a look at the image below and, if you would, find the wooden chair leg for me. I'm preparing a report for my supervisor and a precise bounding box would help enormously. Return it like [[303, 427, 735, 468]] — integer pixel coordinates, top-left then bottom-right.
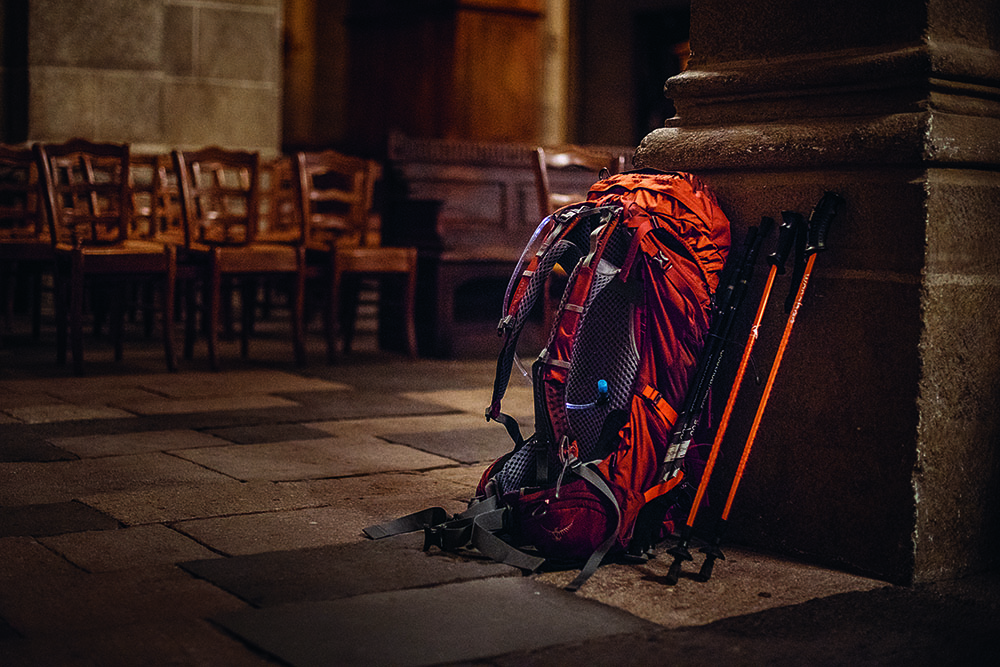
[[403, 268, 418, 358], [54, 264, 69, 366], [292, 251, 306, 365], [240, 278, 255, 359], [70, 254, 85, 375], [142, 282, 156, 338], [163, 247, 177, 372], [207, 251, 221, 371], [341, 274, 360, 355], [183, 277, 198, 360], [326, 260, 342, 364], [111, 282, 125, 362], [221, 275, 235, 339], [31, 268, 42, 340]]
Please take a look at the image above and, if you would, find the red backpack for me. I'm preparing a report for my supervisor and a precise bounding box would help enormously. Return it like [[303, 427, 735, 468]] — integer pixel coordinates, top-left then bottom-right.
[[366, 170, 731, 590]]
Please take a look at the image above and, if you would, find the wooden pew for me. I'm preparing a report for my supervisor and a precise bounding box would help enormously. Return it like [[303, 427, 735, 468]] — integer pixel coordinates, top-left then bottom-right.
[[383, 133, 631, 357]]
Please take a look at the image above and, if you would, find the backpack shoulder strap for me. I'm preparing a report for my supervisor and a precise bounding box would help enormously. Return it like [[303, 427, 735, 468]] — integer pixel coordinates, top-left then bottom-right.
[[487, 204, 620, 424]]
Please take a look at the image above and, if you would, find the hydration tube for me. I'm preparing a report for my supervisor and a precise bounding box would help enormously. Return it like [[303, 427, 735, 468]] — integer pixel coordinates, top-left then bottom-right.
[[566, 379, 609, 410]]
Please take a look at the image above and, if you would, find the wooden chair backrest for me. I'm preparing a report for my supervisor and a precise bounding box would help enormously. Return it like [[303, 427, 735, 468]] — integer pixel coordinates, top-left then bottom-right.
[[533, 146, 626, 217], [173, 146, 261, 247], [258, 155, 304, 244], [35, 139, 131, 247], [0, 143, 44, 242], [130, 153, 185, 245], [295, 149, 381, 249]]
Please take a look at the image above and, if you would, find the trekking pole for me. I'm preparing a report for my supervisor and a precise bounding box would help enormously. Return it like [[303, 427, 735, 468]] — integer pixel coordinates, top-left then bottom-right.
[[697, 191, 843, 582], [628, 220, 767, 558], [663, 212, 796, 584]]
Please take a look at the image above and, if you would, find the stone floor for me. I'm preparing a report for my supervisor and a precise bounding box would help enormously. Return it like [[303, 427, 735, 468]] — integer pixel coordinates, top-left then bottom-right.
[[1, 317, 998, 666]]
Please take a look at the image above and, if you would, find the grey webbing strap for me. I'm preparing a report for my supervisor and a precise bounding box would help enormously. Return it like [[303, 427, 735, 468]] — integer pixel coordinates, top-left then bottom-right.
[[489, 411, 525, 451], [470, 510, 545, 573], [431, 497, 545, 573], [362, 507, 449, 539], [564, 463, 622, 592]]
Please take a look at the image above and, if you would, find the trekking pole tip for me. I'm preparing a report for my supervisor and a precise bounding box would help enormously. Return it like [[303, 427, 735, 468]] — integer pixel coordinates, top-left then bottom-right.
[[697, 555, 717, 582], [666, 556, 684, 585]]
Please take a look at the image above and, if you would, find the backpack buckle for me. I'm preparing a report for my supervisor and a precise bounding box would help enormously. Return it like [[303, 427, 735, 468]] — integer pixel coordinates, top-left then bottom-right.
[[497, 314, 514, 336], [422, 524, 443, 551], [557, 435, 579, 464]]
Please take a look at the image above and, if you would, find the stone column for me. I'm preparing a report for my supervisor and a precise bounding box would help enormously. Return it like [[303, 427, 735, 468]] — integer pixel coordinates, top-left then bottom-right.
[[635, 0, 1000, 583]]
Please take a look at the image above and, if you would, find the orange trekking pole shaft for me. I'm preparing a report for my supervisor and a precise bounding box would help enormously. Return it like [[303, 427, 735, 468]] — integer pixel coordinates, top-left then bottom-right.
[[664, 213, 794, 584], [698, 192, 843, 582]]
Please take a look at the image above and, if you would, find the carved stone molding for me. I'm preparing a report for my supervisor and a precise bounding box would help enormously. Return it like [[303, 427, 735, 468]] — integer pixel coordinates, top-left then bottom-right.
[[636, 110, 1000, 171]]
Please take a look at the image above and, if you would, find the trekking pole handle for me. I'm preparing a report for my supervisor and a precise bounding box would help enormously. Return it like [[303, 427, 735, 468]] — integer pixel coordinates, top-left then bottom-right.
[[769, 212, 799, 274], [805, 191, 844, 255]]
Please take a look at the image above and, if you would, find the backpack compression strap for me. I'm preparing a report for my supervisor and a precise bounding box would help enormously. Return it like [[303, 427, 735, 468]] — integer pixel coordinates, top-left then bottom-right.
[[362, 496, 546, 574], [564, 461, 624, 592]]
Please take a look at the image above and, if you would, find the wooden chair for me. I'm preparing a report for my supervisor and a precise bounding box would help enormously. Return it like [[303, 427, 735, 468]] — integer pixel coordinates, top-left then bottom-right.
[[35, 139, 177, 374], [533, 145, 625, 218], [173, 146, 306, 370], [294, 149, 418, 362], [1, 143, 50, 341], [532, 146, 625, 332]]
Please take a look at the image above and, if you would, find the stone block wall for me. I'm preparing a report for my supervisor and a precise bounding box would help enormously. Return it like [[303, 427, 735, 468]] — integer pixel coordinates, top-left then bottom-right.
[[15, 0, 282, 155]]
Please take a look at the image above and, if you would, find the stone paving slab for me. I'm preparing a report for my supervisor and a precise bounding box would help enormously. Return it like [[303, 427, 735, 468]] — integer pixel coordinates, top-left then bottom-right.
[[126, 393, 301, 416], [483, 574, 1000, 667], [0, 453, 233, 505], [39, 524, 220, 573], [0, 385, 65, 407], [0, 436, 76, 463], [0, 618, 279, 667], [47, 429, 232, 458], [0, 566, 248, 638], [180, 532, 516, 607], [127, 369, 345, 399], [173, 505, 382, 556], [0, 500, 121, 538], [167, 470, 482, 555], [1, 370, 350, 421], [276, 389, 460, 420], [379, 427, 513, 464], [303, 359, 501, 394], [83, 468, 481, 528], [2, 370, 192, 420], [537, 545, 887, 629], [82, 479, 337, 526], [307, 412, 490, 440], [203, 422, 333, 444], [171, 437, 456, 482], [400, 387, 534, 423], [3, 403, 135, 424], [215, 576, 655, 667], [0, 536, 84, 580]]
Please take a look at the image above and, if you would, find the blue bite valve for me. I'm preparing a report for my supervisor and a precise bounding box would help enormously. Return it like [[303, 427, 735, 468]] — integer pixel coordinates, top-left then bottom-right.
[[597, 379, 609, 405]]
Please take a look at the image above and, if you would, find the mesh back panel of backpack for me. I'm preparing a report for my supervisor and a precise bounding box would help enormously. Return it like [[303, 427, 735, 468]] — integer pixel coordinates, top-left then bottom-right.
[[563, 267, 638, 459], [564, 225, 639, 460]]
